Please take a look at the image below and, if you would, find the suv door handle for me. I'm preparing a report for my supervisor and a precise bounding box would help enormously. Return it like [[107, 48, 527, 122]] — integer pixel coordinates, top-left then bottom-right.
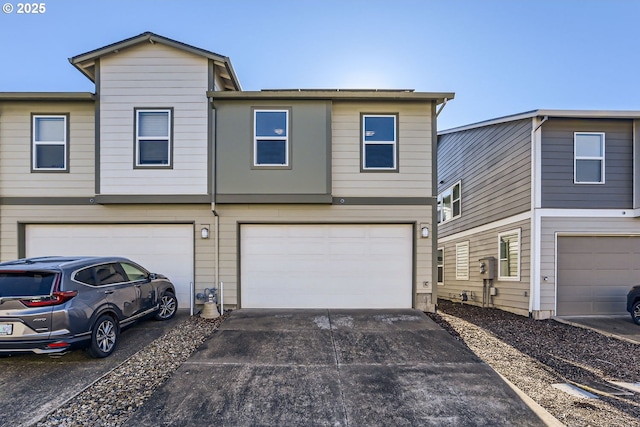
[[104, 290, 114, 295]]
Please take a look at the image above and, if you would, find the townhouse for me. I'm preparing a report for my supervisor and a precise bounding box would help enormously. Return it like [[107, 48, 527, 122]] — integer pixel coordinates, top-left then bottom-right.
[[437, 110, 640, 318], [0, 32, 452, 312]]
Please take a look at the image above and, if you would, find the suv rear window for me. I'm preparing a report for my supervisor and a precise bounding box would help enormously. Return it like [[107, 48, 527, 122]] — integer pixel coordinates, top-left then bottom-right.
[[0, 272, 57, 297]]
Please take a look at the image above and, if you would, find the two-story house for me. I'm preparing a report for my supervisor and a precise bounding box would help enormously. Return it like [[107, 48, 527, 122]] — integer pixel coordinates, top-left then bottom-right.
[[437, 110, 640, 318], [0, 32, 453, 312]]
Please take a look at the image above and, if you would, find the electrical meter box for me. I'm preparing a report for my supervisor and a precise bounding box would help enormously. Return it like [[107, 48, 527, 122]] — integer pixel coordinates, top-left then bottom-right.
[[478, 256, 496, 280]]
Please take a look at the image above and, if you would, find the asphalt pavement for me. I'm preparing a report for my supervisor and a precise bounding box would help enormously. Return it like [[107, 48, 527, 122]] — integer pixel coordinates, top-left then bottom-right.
[[1, 310, 189, 427]]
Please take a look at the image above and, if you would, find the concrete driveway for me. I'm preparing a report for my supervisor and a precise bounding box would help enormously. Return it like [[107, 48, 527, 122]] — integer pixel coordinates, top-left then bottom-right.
[[0, 310, 189, 427], [126, 309, 550, 426], [555, 315, 640, 344]]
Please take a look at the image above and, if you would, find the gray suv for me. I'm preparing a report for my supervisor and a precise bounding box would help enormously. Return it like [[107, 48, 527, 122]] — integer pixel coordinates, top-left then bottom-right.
[[0, 256, 177, 358]]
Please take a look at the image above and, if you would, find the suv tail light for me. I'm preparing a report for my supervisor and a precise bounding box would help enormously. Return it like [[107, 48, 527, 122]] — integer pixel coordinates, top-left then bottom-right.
[[20, 290, 78, 307]]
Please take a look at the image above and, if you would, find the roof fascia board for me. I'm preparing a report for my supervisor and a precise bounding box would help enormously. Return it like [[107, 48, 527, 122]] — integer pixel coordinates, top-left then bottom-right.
[[439, 109, 640, 135], [69, 32, 230, 65], [208, 90, 454, 103], [0, 92, 95, 101]]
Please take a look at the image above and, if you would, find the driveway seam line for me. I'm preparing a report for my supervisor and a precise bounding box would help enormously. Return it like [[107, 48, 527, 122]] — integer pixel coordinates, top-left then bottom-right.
[[328, 309, 350, 427]]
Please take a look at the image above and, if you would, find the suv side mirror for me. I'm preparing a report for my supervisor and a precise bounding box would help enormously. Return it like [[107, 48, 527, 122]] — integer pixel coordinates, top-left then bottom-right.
[[149, 273, 157, 280]]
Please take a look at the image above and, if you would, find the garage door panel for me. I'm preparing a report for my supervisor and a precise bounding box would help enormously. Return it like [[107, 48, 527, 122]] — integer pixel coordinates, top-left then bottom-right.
[[26, 224, 193, 309], [557, 236, 636, 315], [241, 224, 412, 309]]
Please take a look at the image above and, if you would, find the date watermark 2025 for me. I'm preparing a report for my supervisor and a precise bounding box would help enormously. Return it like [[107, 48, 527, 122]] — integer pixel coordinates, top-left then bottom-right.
[[3, 3, 46, 14]]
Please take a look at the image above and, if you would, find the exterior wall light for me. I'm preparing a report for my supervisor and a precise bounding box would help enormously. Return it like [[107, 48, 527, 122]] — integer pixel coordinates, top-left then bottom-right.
[[421, 225, 429, 238], [201, 226, 210, 239]]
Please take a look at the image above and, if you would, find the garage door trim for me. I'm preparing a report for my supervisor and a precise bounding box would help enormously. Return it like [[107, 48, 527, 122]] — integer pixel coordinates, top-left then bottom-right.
[[556, 232, 640, 316], [238, 221, 416, 309]]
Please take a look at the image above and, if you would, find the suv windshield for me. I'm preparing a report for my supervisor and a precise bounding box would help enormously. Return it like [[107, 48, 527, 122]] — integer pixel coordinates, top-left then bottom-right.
[[0, 272, 56, 297]]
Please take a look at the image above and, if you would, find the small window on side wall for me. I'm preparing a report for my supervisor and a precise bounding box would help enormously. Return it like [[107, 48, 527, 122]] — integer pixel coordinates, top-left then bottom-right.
[[498, 229, 520, 281], [32, 115, 68, 171], [254, 109, 289, 167], [574, 132, 604, 184], [135, 109, 172, 167], [362, 114, 398, 171], [437, 248, 444, 285]]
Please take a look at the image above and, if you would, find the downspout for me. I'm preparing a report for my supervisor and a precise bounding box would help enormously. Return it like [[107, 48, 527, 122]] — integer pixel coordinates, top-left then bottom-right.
[[210, 92, 221, 311], [529, 115, 548, 318]]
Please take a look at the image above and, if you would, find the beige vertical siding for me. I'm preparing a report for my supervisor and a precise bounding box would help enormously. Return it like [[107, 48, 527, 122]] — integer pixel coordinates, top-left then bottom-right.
[[99, 43, 209, 195], [0, 101, 95, 196], [331, 101, 433, 197], [215, 204, 432, 308], [439, 218, 531, 316]]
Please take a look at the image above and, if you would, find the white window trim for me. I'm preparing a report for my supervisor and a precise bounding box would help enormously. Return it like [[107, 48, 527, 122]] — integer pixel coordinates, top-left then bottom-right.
[[438, 181, 462, 224], [362, 114, 397, 171], [253, 109, 290, 167], [135, 108, 172, 167], [455, 241, 469, 280], [498, 228, 521, 281], [437, 247, 444, 285], [32, 115, 67, 171], [574, 132, 605, 184]]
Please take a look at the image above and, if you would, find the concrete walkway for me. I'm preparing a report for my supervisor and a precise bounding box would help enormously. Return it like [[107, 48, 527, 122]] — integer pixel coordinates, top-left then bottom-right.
[[125, 309, 551, 426]]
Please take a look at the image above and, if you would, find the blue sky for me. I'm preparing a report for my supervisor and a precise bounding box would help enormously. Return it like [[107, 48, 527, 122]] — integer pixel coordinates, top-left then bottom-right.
[[1, 0, 638, 129]]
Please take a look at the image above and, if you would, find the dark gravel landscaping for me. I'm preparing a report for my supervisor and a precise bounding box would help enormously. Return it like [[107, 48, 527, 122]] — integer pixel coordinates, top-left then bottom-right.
[[430, 299, 640, 427]]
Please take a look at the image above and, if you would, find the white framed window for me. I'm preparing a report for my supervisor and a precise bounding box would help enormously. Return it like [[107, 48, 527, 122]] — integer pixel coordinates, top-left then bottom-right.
[[437, 247, 444, 285], [438, 181, 461, 223], [32, 114, 68, 171], [455, 241, 469, 280], [362, 114, 398, 171], [135, 108, 172, 167], [254, 109, 289, 167], [574, 132, 604, 184], [498, 229, 520, 281]]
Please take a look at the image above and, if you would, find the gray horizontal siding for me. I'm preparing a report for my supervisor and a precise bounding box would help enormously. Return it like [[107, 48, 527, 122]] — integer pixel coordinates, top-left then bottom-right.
[[438, 218, 531, 316], [438, 118, 532, 237], [541, 118, 633, 209]]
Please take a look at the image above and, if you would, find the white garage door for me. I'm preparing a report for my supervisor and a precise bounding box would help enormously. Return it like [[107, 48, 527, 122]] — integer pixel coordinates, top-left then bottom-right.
[[26, 224, 194, 309], [241, 224, 413, 309]]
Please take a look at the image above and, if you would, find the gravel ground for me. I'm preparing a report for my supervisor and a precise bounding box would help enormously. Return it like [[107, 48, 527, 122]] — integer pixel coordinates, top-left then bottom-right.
[[33, 314, 224, 427], [429, 300, 640, 427]]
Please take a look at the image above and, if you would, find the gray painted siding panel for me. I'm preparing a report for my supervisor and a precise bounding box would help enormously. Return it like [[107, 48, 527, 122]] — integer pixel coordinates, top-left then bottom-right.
[[541, 118, 633, 208], [439, 218, 531, 316], [438, 119, 532, 237], [215, 100, 330, 197]]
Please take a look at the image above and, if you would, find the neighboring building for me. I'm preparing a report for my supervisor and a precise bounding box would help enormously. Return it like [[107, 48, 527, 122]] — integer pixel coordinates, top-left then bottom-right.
[[0, 32, 453, 312], [437, 110, 640, 318]]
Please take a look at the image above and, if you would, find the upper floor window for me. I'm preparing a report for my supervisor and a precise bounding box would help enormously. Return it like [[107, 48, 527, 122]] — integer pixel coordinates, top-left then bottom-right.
[[438, 181, 461, 223], [498, 229, 520, 281], [362, 114, 398, 171], [254, 109, 290, 167], [32, 114, 68, 171], [135, 108, 172, 167], [574, 132, 604, 184]]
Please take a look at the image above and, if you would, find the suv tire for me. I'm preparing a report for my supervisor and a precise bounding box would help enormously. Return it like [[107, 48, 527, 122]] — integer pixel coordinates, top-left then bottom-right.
[[154, 292, 177, 321], [87, 314, 118, 358], [632, 300, 640, 326]]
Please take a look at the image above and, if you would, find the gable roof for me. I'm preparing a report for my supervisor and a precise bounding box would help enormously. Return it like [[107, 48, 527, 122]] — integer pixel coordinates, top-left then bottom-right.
[[69, 31, 241, 91], [439, 109, 640, 135]]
